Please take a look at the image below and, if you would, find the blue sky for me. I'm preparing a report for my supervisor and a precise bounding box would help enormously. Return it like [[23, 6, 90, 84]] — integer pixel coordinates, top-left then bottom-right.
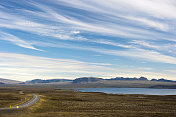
[[0, 0, 176, 81]]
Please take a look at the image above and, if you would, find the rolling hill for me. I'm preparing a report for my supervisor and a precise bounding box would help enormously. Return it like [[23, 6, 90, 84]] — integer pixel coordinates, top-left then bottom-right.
[[0, 78, 22, 84]]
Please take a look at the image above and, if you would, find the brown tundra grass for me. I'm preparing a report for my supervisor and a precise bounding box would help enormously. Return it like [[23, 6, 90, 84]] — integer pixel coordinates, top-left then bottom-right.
[[0, 87, 176, 117]]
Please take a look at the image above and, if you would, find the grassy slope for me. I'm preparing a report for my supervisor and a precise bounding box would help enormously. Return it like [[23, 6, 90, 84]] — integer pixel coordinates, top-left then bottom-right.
[[0, 78, 21, 84], [1, 87, 176, 117]]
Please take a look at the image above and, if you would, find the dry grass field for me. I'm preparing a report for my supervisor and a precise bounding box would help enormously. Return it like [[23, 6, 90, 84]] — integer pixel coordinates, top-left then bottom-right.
[[0, 88, 32, 108], [0, 87, 176, 117]]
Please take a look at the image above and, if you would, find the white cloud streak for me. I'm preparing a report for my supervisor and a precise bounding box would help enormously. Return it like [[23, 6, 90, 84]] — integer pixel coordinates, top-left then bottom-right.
[[121, 16, 169, 31], [1, 52, 174, 81], [0, 31, 40, 50]]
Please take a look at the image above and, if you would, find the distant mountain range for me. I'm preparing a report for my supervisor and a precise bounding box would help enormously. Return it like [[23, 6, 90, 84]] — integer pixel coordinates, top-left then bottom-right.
[[72, 77, 176, 84], [23, 77, 176, 84], [151, 78, 176, 83], [1, 77, 176, 84], [106, 77, 148, 81], [0, 78, 21, 84], [24, 79, 72, 84]]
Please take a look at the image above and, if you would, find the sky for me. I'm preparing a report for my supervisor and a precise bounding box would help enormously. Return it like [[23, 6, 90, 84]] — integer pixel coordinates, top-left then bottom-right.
[[0, 0, 176, 81]]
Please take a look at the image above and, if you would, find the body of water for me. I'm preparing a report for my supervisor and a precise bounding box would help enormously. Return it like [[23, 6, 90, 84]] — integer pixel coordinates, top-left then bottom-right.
[[77, 88, 176, 95]]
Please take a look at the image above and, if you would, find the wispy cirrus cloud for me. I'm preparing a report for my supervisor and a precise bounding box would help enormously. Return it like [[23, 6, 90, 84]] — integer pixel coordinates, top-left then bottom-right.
[[1, 0, 175, 51], [53, 0, 175, 30], [30, 41, 176, 65], [1, 0, 175, 44], [0, 0, 176, 80], [58, 0, 176, 19], [1, 0, 174, 41], [25, 0, 170, 39], [0, 52, 115, 81], [121, 16, 169, 31]]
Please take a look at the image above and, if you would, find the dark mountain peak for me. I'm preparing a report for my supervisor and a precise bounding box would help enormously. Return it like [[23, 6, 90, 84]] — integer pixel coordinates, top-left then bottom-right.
[[151, 79, 157, 81], [157, 78, 176, 83], [139, 77, 148, 81], [72, 77, 103, 84]]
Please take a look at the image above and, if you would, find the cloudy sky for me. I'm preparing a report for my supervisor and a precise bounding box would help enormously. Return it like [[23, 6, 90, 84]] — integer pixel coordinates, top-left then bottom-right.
[[0, 0, 176, 81]]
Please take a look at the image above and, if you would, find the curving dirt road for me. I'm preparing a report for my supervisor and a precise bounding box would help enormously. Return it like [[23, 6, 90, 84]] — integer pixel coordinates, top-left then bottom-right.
[[0, 94, 40, 111]]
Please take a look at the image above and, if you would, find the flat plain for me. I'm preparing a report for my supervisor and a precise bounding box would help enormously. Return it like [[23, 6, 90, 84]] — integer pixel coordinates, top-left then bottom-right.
[[0, 86, 176, 117]]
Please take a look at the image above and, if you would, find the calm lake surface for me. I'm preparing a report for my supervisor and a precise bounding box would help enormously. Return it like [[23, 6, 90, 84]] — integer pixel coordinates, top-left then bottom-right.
[[77, 88, 176, 95]]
